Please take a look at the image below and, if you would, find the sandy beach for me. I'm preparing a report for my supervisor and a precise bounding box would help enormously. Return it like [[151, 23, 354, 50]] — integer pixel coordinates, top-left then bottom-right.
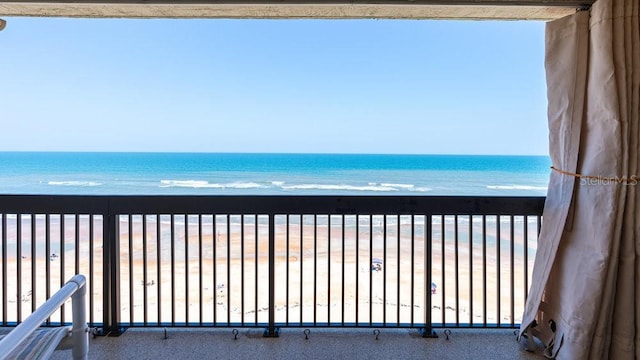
[[1, 214, 537, 327]]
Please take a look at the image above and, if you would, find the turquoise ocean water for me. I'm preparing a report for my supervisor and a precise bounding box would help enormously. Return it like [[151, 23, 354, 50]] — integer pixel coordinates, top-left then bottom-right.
[[0, 152, 550, 196]]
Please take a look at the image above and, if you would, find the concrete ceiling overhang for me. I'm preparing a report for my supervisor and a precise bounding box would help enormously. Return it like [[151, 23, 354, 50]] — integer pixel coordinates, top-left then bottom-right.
[[0, 0, 593, 20]]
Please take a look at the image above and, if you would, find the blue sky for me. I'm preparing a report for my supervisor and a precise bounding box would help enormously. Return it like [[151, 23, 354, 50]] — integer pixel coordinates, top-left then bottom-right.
[[0, 18, 548, 155]]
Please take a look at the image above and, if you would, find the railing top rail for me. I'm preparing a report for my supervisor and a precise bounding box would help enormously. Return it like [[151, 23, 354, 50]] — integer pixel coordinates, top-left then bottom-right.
[[0, 195, 544, 215], [0, 195, 109, 213]]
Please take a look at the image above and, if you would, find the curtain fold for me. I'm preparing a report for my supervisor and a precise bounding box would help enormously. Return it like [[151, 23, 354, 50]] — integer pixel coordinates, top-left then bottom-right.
[[519, 0, 639, 358]]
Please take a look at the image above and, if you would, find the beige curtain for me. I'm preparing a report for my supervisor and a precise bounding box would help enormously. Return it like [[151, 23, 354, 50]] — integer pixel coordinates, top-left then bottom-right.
[[519, 0, 639, 358]]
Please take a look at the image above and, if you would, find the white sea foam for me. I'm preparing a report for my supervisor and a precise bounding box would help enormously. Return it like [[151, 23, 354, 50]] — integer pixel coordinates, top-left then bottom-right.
[[48, 181, 102, 187], [160, 180, 264, 189], [381, 183, 415, 189], [227, 182, 264, 189], [486, 185, 548, 191], [282, 184, 398, 192], [277, 182, 433, 193], [160, 180, 216, 188], [374, 182, 431, 192]]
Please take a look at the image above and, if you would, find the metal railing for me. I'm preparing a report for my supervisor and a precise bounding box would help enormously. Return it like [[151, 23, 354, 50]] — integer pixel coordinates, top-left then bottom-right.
[[0, 195, 544, 337]]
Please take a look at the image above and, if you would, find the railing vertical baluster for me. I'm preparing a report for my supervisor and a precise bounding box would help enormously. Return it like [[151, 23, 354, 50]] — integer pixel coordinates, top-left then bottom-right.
[[534, 216, 542, 305], [143, 215, 148, 326], [198, 214, 203, 326], [369, 215, 372, 326], [254, 215, 258, 326], [510, 215, 515, 327], [341, 215, 345, 327], [482, 215, 487, 327], [212, 215, 217, 325], [469, 215, 473, 326], [264, 213, 279, 337], [410, 215, 415, 326], [440, 215, 445, 326], [438, 215, 447, 327], [31, 214, 36, 315], [89, 215, 94, 326], [454, 215, 459, 327], [313, 214, 317, 326], [299, 215, 303, 325], [285, 215, 290, 326], [240, 215, 242, 326], [328, 215, 331, 325], [240, 215, 244, 326], [60, 214, 65, 323], [170, 215, 175, 326], [383, 215, 387, 326], [128, 214, 133, 325], [75, 214, 80, 279], [17, 214, 22, 323], [226, 215, 230, 326], [396, 215, 400, 326], [355, 215, 359, 326], [185, 214, 189, 326], [524, 216, 529, 302], [2, 213, 7, 326], [45, 214, 50, 326], [156, 215, 162, 326], [422, 214, 436, 337], [497, 216, 501, 327], [427, 214, 433, 334], [16, 214, 23, 322]]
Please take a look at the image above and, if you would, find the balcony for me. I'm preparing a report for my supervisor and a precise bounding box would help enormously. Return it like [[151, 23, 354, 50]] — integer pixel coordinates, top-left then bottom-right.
[[0, 195, 543, 357]]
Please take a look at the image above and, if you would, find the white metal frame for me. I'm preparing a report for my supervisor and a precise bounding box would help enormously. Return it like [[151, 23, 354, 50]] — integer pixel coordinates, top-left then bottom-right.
[[0, 274, 88, 360]]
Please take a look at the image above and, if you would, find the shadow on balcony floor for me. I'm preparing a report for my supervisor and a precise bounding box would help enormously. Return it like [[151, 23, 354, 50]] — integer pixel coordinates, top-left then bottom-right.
[[44, 327, 539, 360]]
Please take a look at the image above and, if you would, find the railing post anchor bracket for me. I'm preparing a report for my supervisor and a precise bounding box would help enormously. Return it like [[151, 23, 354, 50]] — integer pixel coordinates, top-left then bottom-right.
[[263, 327, 280, 338], [420, 328, 438, 338]]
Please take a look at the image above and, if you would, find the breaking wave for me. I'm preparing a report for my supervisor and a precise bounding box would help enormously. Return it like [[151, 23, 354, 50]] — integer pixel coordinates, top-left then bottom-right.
[[280, 183, 431, 192], [160, 180, 264, 189], [48, 181, 102, 187]]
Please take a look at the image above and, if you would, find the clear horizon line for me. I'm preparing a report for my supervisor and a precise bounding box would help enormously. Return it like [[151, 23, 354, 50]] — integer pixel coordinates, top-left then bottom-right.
[[0, 150, 550, 157]]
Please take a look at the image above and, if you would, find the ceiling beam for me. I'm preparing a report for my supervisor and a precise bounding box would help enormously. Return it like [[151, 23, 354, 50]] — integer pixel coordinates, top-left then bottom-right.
[[0, 0, 593, 20]]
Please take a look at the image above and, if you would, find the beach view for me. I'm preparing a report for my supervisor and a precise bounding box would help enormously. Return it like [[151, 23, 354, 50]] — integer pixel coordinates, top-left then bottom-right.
[[0, 18, 548, 333]]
